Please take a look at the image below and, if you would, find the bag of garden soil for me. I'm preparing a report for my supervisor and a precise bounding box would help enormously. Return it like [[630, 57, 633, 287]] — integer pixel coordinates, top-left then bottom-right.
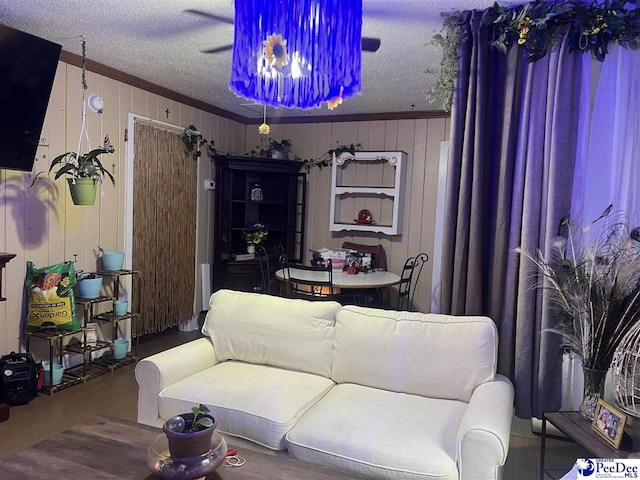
[[25, 261, 79, 332]]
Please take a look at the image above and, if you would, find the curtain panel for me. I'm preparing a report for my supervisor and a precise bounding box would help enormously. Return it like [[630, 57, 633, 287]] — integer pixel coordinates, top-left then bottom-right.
[[441, 11, 585, 418], [133, 122, 197, 336], [571, 46, 640, 231]]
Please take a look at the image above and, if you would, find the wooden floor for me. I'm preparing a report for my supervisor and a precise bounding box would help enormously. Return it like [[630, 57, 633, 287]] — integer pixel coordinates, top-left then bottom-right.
[[0, 328, 585, 479]]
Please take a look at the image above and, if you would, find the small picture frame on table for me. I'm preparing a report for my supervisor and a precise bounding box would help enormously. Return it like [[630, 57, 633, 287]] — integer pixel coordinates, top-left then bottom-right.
[[592, 398, 627, 449]]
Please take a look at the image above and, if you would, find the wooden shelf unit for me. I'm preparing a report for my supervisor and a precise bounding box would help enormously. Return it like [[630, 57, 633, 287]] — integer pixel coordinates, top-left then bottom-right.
[[329, 151, 407, 236]]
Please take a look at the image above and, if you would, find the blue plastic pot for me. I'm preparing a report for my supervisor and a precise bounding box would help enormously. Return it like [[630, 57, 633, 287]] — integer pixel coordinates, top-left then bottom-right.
[[77, 276, 103, 299], [114, 339, 129, 360], [43, 363, 64, 387], [114, 300, 128, 316], [102, 251, 125, 271]]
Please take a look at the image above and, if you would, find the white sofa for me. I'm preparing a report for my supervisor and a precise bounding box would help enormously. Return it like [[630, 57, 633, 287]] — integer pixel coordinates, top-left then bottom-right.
[[136, 290, 514, 480]]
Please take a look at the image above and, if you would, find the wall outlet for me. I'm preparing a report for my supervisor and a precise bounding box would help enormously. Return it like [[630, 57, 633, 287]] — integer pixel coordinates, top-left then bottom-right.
[[204, 179, 215, 190]]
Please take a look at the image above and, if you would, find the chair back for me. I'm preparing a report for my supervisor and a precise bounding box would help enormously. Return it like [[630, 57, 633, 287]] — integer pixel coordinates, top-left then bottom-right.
[[341, 241, 387, 271], [255, 246, 270, 294], [397, 253, 429, 311], [280, 256, 334, 300], [275, 242, 286, 259]]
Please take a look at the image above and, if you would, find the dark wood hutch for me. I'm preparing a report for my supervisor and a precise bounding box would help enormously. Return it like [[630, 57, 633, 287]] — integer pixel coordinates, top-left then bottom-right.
[[212, 156, 306, 293]]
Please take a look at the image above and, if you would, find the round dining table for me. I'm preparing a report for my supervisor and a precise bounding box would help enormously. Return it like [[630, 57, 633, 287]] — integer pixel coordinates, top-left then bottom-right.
[[274, 268, 400, 289]]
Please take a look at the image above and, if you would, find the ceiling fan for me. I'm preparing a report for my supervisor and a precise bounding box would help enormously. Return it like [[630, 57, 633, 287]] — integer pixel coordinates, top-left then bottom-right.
[[184, 9, 382, 54]]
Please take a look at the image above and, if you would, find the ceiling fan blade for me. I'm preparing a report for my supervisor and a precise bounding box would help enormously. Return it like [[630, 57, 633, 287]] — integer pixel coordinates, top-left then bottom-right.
[[184, 9, 235, 25], [361, 37, 381, 53], [201, 44, 234, 54]]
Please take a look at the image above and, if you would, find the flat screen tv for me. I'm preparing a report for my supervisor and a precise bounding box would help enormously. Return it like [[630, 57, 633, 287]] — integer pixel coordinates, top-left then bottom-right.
[[0, 24, 61, 172]]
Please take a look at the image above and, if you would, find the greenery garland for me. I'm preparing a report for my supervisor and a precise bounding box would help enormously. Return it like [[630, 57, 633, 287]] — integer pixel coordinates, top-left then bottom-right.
[[426, 13, 464, 113], [428, 0, 640, 111], [483, 0, 640, 62], [181, 125, 217, 158], [183, 124, 361, 172]]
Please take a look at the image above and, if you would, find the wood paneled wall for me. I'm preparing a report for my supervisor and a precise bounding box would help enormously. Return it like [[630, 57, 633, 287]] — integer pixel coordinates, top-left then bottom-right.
[[247, 118, 450, 312], [0, 61, 245, 355]]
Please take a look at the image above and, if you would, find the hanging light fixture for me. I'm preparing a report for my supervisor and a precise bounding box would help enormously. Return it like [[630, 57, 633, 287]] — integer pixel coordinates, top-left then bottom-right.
[[229, 0, 362, 110]]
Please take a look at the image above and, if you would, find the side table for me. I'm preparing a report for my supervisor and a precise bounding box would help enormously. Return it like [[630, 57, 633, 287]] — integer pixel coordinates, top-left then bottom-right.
[[540, 411, 640, 480], [0, 252, 16, 301]]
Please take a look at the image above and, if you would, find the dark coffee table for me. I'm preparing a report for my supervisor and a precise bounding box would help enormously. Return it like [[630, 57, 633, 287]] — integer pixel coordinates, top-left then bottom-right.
[[0, 415, 367, 479]]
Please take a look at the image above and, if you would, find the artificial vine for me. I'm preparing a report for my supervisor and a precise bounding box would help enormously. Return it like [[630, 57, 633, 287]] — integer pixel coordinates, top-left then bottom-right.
[[183, 124, 361, 172], [426, 12, 464, 112], [299, 142, 362, 171], [428, 0, 640, 111], [246, 138, 362, 170], [483, 0, 640, 61], [181, 125, 217, 158]]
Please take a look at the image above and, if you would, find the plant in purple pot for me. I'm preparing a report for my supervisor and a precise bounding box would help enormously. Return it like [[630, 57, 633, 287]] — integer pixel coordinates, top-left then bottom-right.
[[162, 404, 217, 459]]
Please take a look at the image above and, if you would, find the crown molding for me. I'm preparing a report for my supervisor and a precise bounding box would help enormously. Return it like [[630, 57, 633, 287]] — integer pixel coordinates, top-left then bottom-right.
[[245, 110, 450, 124], [59, 50, 450, 126], [59, 50, 246, 123]]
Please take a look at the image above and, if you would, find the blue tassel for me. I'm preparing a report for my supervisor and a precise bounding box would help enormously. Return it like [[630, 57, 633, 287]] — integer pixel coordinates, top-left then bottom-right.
[[229, 0, 362, 110]]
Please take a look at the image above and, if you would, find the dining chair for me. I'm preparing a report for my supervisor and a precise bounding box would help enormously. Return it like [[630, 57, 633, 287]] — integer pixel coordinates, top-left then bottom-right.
[[275, 242, 287, 260], [341, 241, 388, 305], [255, 246, 271, 294], [396, 253, 429, 311], [279, 256, 335, 300], [341, 241, 387, 271]]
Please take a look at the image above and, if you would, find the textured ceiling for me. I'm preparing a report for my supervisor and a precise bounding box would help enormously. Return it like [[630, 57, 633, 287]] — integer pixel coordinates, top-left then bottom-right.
[[0, 0, 509, 118]]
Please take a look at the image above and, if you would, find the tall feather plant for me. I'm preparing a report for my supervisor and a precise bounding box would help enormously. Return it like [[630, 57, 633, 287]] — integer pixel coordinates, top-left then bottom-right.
[[517, 207, 640, 372]]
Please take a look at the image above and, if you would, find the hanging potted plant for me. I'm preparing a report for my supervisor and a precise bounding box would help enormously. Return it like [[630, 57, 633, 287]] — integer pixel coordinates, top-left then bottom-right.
[[49, 135, 115, 205], [48, 36, 115, 205]]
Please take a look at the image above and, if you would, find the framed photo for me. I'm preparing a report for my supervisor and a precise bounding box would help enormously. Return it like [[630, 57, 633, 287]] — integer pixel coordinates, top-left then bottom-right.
[[591, 398, 627, 449]]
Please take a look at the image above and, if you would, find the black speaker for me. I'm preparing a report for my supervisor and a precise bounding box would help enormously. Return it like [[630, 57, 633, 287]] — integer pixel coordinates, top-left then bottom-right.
[[0, 352, 38, 406]]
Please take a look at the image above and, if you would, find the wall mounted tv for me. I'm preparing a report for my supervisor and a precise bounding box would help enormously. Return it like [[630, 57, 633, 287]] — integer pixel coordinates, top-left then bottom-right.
[[0, 24, 61, 172]]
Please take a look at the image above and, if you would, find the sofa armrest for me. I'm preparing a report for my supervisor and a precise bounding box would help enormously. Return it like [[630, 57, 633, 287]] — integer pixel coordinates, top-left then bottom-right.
[[135, 338, 218, 427], [456, 375, 514, 480]]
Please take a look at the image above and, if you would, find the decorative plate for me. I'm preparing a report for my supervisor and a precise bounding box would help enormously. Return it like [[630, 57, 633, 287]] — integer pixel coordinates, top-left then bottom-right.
[[354, 209, 375, 225]]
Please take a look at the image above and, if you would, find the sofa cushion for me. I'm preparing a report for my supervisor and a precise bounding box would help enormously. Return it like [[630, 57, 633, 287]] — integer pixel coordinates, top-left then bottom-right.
[[158, 361, 335, 450], [286, 383, 466, 480], [332, 306, 497, 402], [203, 289, 340, 377]]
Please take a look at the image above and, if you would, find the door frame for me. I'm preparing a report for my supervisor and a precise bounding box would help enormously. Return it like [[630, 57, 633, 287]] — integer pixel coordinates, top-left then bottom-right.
[[124, 113, 203, 334], [124, 114, 186, 271]]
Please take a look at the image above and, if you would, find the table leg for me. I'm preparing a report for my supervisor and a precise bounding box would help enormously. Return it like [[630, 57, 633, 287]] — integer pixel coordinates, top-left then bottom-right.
[[539, 415, 547, 480]]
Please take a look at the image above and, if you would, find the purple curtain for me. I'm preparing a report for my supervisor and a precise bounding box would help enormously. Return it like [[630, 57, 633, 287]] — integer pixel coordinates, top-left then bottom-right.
[[440, 11, 584, 418]]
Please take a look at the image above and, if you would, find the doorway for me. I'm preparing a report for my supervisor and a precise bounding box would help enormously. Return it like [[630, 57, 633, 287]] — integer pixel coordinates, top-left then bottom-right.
[[127, 118, 197, 336]]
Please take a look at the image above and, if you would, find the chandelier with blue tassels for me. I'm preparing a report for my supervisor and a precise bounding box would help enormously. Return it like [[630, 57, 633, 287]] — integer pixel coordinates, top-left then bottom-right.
[[229, 0, 364, 111]]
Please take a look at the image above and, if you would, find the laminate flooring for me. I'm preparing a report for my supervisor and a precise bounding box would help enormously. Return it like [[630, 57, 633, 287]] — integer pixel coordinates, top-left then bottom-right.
[[0, 328, 585, 479]]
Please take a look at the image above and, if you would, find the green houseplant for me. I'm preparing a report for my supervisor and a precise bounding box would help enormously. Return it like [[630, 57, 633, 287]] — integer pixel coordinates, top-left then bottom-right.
[[268, 139, 292, 159], [162, 404, 217, 458], [181, 125, 216, 158], [49, 135, 115, 205], [45, 37, 116, 206]]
